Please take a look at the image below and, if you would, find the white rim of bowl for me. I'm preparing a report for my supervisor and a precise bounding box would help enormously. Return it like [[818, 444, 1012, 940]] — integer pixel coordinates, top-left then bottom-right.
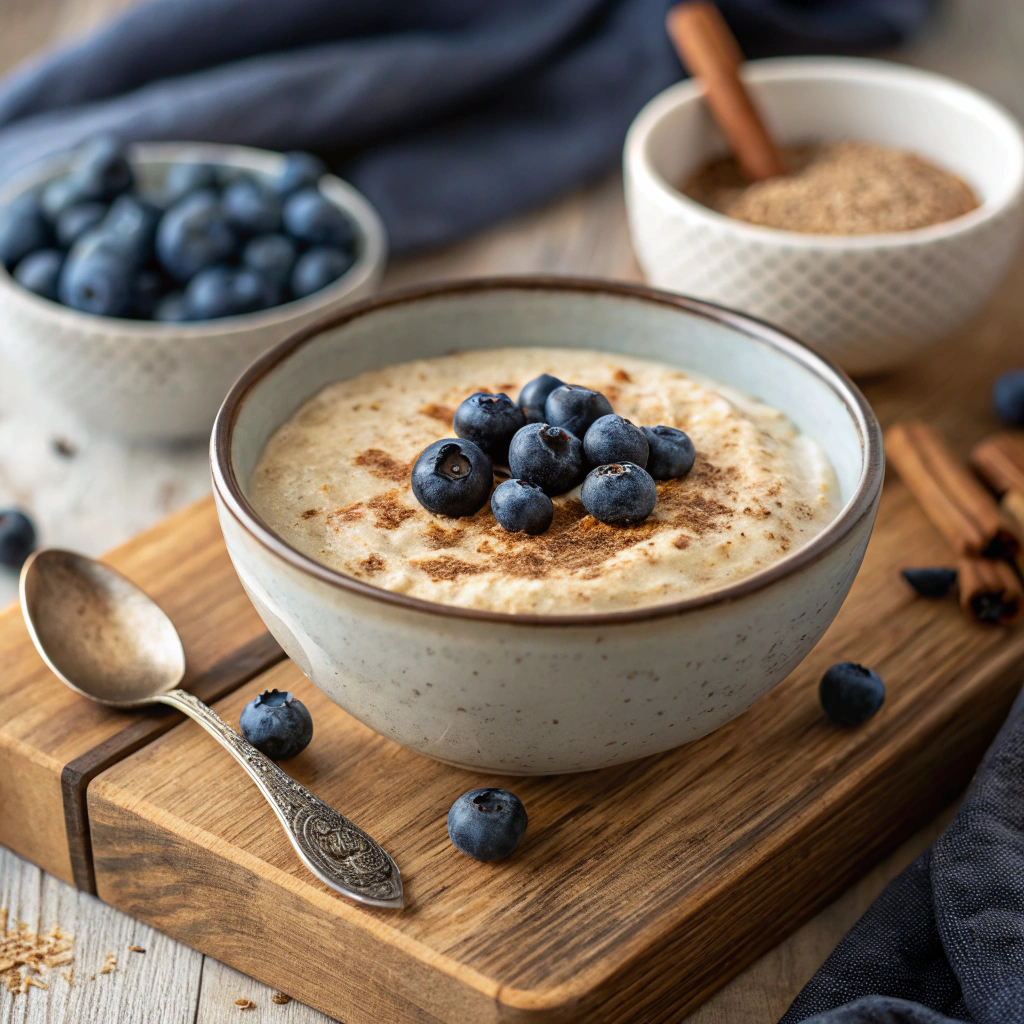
[[0, 141, 387, 337], [625, 56, 1024, 250]]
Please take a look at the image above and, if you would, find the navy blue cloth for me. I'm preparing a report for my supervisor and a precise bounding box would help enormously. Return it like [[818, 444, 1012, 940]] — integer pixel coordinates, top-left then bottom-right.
[[0, 0, 934, 253], [781, 683, 1024, 1024]]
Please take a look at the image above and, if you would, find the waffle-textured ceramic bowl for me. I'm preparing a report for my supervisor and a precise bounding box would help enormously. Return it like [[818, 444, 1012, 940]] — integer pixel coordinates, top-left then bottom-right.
[[624, 57, 1024, 376], [0, 142, 386, 441], [212, 278, 883, 774]]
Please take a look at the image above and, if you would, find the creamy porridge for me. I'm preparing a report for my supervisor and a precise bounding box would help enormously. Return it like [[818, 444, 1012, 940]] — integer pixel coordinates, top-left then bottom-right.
[[250, 348, 839, 614]]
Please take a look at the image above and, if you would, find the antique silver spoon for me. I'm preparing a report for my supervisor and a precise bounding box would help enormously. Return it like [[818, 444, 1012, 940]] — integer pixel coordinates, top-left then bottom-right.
[[20, 548, 403, 910]]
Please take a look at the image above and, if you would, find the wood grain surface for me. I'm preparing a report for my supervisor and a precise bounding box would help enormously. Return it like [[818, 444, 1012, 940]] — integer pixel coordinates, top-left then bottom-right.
[[87, 468, 1024, 1023], [0, 498, 283, 890]]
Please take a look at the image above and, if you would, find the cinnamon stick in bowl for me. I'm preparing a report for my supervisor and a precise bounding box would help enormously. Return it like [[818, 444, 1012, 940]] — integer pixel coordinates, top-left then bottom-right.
[[885, 420, 1019, 559]]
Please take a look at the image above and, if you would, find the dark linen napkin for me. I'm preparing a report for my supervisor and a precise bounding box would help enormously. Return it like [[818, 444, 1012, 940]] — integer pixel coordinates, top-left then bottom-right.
[[0, 0, 934, 254], [781, 683, 1024, 1024]]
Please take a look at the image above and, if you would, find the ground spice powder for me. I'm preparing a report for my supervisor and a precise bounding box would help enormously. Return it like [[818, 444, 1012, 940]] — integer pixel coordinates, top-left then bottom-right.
[[681, 141, 979, 234]]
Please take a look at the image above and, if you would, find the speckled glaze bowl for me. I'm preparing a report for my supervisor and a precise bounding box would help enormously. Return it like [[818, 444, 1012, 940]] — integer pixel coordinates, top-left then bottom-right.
[[625, 58, 1024, 376], [0, 142, 386, 441], [211, 279, 883, 774]]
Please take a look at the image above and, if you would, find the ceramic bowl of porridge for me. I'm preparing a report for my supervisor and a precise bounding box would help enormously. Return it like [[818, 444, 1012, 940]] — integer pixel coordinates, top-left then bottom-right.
[[624, 57, 1024, 375], [211, 278, 883, 773]]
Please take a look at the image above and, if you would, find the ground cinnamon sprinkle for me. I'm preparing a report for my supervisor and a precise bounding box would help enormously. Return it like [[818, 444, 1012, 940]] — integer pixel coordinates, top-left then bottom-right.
[[359, 553, 387, 573], [419, 555, 485, 581], [422, 522, 464, 549], [354, 447, 412, 483], [326, 501, 364, 525], [0, 908, 75, 995], [418, 403, 455, 426], [682, 141, 979, 234], [367, 491, 416, 530]]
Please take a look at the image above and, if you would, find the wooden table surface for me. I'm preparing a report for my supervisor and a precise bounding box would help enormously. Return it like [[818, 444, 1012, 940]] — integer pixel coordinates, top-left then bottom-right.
[[1, 0, 1021, 1020]]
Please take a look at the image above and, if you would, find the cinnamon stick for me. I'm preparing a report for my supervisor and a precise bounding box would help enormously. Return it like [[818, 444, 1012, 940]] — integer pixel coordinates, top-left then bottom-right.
[[970, 431, 1024, 495], [885, 420, 1019, 558], [666, 2, 787, 182], [958, 556, 1023, 625]]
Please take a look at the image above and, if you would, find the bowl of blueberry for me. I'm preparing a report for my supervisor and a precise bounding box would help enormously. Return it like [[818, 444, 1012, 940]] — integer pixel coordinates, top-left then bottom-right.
[[0, 136, 386, 441]]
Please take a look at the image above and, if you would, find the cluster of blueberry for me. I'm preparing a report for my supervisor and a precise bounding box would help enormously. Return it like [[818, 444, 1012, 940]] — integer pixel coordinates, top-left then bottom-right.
[[0, 136, 357, 322], [411, 373, 696, 530]]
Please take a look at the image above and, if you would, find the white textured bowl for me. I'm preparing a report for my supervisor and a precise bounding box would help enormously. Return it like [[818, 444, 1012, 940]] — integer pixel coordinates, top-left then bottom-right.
[[624, 57, 1024, 376], [0, 142, 386, 441], [212, 278, 883, 774]]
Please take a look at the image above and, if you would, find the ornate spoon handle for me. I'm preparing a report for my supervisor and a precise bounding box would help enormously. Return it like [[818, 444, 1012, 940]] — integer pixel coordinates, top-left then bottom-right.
[[157, 688, 403, 909]]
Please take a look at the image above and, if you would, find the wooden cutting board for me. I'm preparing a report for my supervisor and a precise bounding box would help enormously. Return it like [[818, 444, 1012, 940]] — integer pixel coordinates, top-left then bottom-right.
[[72, 480, 1024, 1024]]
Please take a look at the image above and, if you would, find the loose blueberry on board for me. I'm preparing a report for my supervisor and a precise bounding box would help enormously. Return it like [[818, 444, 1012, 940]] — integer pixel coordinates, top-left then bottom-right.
[[819, 662, 885, 727], [0, 194, 51, 269], [993, 370, 1024, 427], [222, 175, 284, 236], [72, 135, 134, 202], [243, 233, 297, 290], [239, 688, 313, 760], [163, 162, 219, 204], [453, 392, 527, 464], [643, 425, 696, 480], [274, 151, 328, 196], [55, 202, 107, 248], [517, 373, 565, 423], [14, 250, 64, 301], [508, 423, 586, 496], [901, 567, 958, 598], [411, 438, 494, 517], [156, 191, 236, 282], [291, 246, 354, 300], [154, 292, 189, 322], [581, 462, 658, 526], [0, 510, 37, 570], [283, 188, 355, 250], [544, 385, 613, 439], [447, 788, 528, 862], [491, 479, 554, 535], [583, 414, 649, 469], [58, 240, 134, 316]]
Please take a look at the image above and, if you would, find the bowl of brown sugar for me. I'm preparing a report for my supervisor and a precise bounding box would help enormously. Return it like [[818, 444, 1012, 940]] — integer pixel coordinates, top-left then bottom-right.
[[624, 57, 1024, 375]]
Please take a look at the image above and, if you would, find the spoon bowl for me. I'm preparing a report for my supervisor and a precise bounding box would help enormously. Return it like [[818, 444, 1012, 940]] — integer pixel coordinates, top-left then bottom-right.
[[21, 549, 185, 706]]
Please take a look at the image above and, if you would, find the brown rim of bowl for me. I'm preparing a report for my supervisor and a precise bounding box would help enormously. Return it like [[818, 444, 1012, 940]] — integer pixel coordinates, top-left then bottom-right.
[[211, 276, 884, 628]]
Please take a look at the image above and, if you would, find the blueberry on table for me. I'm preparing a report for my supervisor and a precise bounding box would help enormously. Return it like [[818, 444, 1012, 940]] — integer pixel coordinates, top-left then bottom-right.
[[819, 662, 885, 727], [290, 246, 354, 299], [58, 241, 134, 317], [491, 479, 553, 535], [447, 788, 528, 862], [239, 688, 313, 760], [162, 162, 219, 204], [993, 369, 1024, 427], [902, 567, 958, 598], [583, 414, 649, 469], [643, 425, 696, 480], [14, 250, 64, 301], [544, 385, 613, 439], [581, 462, 657, 526], [222, 175, 284, 236], [453, 392, 526, 464], [0, 510, 36, 570], [282, 188, 355, 250], [156, 191, 236, 282], [274, 151, 328, 196], [508, 423, 585, 496], [0, 194, 51, 269], [243, 233, 297, 290], [71, 135, 134, 202], [55, 202, 107, 248], [517, 373, 564, 423], [411, 438, 494, 517], [184, 266, 274, 320]]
